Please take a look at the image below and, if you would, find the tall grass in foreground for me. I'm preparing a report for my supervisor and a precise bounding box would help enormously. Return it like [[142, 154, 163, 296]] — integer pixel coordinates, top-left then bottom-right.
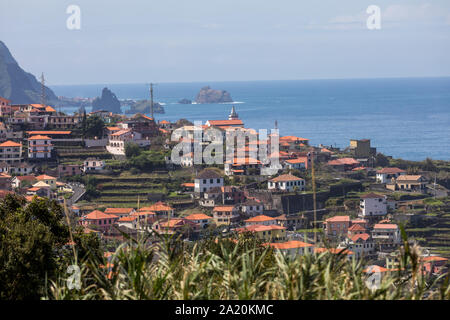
[[46, 234, 450, 300]]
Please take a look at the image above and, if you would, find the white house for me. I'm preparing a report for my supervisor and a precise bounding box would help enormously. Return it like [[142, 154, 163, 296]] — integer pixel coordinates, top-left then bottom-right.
[[0, 140, 23, 164], [268, 174, 305, 192], [240, 200, 264, 216], [339, 233, 375, 259], [83, 158, 105, 173], [359, 193, 387, 217], [180, 152, 194, 167], [106, 129, 150, 155], [268, 241, 315, 258], [185, 213, 213, 229], [284, 157, 307, 170], [371, 224, 401, 247], [376, 167, 406, 183], [28, 135, 53, 159], [194, 169, 224, 194]]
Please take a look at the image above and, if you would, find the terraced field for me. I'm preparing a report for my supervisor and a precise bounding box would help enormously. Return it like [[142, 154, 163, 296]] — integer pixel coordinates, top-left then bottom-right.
[[81, 170, 194, 208], [406, 201, 450, 258]]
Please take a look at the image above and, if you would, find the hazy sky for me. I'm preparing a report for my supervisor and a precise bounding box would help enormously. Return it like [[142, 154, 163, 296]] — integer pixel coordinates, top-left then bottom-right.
[[1, 0, 450, 85]]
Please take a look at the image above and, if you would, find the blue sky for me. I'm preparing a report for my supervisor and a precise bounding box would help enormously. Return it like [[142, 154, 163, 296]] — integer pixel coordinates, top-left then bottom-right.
[[1, 0, 450, 85]]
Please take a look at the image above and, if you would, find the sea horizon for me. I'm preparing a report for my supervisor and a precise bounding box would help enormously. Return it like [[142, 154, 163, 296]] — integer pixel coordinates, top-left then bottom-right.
[[50, 77, 450, 162]]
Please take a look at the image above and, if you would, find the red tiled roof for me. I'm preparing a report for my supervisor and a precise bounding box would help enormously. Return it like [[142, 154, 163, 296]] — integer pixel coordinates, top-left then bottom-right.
[[245, 215, 275, 223], [36, 174, 56, 180], [268, 240, 314, 249], [350, 233, 370, 242], [237, 224, 286, 233], [279, 136, 309, 142], [84, 210, 118, 220], [327, 158, 360, 166], [270, 174, 303, 182], [376, 167, 406, 174], [181, 182, 195, 188], [373, 224, 398, 229], [111, 129, 131, 136], [185, 213, 212, 220], [0, 140, 21, 147], [118, 216, 137, 222], [363, 266, 390, 273], [348, 224, 366, 232], [421, 256, 448, 262], [326, 215, 350, 223], [285, 157, 308, 164], [104, 208, 134, 215], [207, 119, 244, 126], [28, 135, 51, 140], [213, 205, 235, 212]]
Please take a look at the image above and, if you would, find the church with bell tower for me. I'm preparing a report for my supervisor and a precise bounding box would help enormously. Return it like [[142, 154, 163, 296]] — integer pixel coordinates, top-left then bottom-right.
[[228, 105, 239, 120]]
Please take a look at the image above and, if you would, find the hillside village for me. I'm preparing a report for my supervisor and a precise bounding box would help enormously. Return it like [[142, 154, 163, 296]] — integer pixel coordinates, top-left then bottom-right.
[[0, 94, 449, 279]]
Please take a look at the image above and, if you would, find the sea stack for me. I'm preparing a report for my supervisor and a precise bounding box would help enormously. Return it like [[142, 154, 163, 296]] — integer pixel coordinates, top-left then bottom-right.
[[195, 86, 233, 104]]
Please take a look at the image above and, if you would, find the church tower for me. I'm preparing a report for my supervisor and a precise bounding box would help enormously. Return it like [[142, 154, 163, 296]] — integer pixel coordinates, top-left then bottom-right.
[[228, 105, 239, 120]]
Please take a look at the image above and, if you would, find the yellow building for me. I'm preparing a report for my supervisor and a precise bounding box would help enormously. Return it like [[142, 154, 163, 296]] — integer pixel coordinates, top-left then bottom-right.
[[36, 174, 57, 190], [213, 205, 240, 226], [236, 224, 287, 243]]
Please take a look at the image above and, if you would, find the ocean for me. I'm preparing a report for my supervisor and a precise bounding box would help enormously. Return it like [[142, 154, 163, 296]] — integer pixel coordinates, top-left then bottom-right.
[[50, 77, 450, 161]]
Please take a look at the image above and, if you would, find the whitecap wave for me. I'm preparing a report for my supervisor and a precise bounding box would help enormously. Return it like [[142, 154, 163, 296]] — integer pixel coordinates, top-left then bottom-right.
[[219, 101, 245, 104]]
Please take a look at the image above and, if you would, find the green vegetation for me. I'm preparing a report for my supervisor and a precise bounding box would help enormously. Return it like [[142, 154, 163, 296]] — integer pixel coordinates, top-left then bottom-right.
[[0, 194, 100, 299], [45, 234, 450, 300]]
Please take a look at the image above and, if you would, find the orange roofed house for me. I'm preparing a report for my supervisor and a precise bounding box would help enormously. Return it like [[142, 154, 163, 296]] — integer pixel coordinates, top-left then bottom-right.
[[284, 157, 309, 170], [327, 158, 360, 171], [279, 136, 309, 151], [80, 210, 119, 232], [371, 224, 401, 251], [386, 175, 427, 193], [0, 140, 23, 164], [236, 224, 287, 243], [268, 174, 305, 192], [184, 213, 213, 229], [36, 174, 57, 190], [324, 215, 351, 238], [152, 218, 200, 238], [268, 240, 314, 258], [244, 215, 277, 227], [213, 205, 240, 226], [139, 201, 174, 219], [28, 135, 53, 159], [224, 157, 262, 176], [376, 167, 406, 184]]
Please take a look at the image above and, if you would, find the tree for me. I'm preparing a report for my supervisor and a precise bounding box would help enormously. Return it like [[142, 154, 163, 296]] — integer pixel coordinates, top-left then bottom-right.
[[85, 115, 105, 138], [375, 153, 390, 167], [422, 158, 437, 172], [81, 109, 87, 138], [125, 142, 141, 158], [0, 194, 69, 299]]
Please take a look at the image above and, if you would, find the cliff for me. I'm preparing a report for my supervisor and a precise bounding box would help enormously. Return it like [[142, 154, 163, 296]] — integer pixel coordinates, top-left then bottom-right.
[[125, 100, 165, 114], [0, 41, 58, 104], [92, 87, 122, 114]]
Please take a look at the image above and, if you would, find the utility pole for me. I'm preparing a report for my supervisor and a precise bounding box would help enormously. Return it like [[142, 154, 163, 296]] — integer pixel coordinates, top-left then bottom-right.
[[150, 83, 154, 119], [40, 73, 46, 108], [311, 151, 317, 244]]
